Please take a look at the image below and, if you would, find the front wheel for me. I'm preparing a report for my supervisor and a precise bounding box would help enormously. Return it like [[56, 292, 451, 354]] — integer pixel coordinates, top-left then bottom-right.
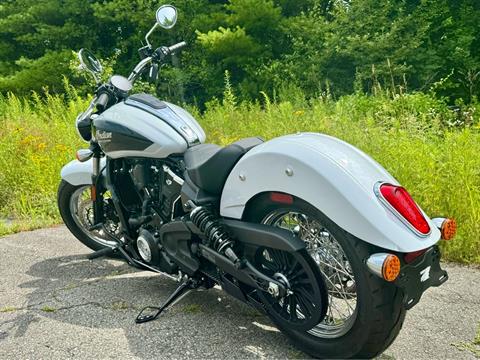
[[245, 194, 406, 359], [57, 180, 118, 251]]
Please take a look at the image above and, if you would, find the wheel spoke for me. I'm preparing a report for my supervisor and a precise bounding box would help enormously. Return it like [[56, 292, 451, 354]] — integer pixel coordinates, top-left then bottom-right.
[[288, 295, 298, 320], [262, 209, 358, 338], [260, 256, 277, 273], [295, 292, 313, 317], [269, 249, 283, 268]]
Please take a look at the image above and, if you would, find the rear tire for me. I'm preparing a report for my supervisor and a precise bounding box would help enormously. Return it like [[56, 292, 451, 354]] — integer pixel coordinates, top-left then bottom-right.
[[57, 180, 115, 252], [244, 194, 406, 359]]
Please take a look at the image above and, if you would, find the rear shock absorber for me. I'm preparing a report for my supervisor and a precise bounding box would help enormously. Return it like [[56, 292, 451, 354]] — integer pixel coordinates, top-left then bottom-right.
[[188, 203, 239, 263]]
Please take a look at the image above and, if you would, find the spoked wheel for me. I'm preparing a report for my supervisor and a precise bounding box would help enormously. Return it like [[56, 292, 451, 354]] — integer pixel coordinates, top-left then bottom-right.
[[245, 194, 406, 359], [58, 180, 119, 251], [262, 212, 358, 338], [255, 247, 328, 332]]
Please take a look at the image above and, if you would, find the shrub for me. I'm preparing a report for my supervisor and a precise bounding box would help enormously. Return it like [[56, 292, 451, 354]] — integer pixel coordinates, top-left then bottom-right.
[[0, 91, 478, 263]]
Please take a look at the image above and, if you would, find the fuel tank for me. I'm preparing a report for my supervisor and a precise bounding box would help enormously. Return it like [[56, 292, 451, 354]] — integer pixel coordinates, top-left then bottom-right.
[[93, 93, 206, 159]]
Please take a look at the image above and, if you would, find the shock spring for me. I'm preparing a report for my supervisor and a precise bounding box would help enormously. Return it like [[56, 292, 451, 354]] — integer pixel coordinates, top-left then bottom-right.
[[189, 206, 235, 255]]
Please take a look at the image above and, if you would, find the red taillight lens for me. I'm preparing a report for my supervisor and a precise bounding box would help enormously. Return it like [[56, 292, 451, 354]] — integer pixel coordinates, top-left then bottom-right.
[[379, 184, 431, 235]]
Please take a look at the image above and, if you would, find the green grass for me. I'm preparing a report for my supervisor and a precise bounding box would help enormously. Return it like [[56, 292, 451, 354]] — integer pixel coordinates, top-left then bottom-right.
[[451, 323, 480, 357], [0, 306, 18, 313], [40, 305, 57, 312], [182, 304, 203, 314], [0, 90, 479, 263], [110, 301, 130, 310]]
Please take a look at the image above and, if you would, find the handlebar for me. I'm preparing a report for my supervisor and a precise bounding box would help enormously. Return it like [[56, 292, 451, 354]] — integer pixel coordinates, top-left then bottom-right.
[[167, 41, 187, 54], [129, 41, 187, 83], [153, 41, 187, 60]]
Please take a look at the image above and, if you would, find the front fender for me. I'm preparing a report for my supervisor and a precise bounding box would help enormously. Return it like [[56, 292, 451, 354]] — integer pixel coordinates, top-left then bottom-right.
[[220, 133, 440, 252], [60, 158, 106, 186]]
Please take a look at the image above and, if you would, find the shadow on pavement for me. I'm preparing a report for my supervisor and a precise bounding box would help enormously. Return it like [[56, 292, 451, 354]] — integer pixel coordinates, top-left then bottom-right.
[[9, 254, 297, 358]]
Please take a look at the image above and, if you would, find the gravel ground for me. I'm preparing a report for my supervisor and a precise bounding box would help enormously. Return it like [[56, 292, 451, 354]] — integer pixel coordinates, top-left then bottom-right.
[[0, 226, 479, 359]]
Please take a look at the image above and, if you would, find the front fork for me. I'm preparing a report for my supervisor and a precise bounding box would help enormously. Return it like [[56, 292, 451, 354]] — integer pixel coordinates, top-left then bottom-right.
[[91, 143, 105, 226], [90, 148, 132, 238]]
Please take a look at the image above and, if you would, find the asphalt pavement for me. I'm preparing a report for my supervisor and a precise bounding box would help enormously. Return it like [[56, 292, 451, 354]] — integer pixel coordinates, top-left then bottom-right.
[[0, 226, 479, 359]]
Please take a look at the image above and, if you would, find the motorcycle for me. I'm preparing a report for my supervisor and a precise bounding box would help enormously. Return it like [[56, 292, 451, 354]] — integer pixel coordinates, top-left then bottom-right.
[[58, 5, 457, 359]]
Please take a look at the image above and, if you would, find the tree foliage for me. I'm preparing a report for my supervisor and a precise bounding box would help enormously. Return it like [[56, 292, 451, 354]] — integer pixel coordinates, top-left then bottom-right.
[[0, 0, 479, 104]]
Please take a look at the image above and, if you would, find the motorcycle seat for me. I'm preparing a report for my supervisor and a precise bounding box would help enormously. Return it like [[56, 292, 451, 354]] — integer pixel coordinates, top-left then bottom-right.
[[184, 137, 264, 195]]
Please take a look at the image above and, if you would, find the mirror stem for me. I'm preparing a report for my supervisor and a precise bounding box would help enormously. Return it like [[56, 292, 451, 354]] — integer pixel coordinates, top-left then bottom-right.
[[145, 23, 159, 48]]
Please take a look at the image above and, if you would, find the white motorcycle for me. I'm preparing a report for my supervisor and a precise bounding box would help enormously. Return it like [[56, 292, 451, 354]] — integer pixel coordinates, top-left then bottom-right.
[[58, 5, 457, 358]]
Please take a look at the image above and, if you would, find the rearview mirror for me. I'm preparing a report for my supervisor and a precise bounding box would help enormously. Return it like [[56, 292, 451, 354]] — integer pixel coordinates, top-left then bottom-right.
[[78, 49, 103, 75], [156, 5, 177, 29]]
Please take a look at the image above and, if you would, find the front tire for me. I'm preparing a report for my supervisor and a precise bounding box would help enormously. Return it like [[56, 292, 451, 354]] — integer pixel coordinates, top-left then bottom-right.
[[57, 180, 117, 251], [244, 194, 406, 359]]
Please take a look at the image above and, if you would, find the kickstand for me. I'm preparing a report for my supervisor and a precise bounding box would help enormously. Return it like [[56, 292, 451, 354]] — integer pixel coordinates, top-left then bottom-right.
[[135, 279, 195, 324]]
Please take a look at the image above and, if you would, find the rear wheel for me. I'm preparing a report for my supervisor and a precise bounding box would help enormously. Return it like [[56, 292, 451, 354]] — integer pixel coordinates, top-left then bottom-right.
[[245, 194, 406, 359]]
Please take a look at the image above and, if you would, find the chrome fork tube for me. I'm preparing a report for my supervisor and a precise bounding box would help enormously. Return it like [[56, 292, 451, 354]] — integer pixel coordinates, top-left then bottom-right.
[[92, 156, 100, 177], [91, 151, 103, 225]]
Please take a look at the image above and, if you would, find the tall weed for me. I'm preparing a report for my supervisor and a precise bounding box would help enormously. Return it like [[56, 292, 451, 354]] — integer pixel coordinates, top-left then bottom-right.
[[0, 90, 478, 263]]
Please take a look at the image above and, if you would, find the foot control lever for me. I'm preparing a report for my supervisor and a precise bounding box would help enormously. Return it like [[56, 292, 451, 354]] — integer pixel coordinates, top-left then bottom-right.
[[135, 278, 196, 324]]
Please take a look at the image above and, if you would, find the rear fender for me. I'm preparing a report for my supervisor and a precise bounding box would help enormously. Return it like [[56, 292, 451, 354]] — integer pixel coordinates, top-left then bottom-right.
[[220, 133, 440, 253]]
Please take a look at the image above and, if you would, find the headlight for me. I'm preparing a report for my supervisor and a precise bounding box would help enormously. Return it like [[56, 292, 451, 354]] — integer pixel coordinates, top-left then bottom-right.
[[75, 112, 92, 142]]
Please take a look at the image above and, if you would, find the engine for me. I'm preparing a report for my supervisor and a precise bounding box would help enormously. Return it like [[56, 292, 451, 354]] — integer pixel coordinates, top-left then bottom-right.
[[109, 158, 185, 272], [110, 158, 184, 222]]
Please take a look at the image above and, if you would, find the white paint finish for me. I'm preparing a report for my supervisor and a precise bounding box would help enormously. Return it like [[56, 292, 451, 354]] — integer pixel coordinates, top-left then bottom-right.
[[60, 158, 106, 186], [95, 102, 188, 159], [166, 102, 206, 144], [220, 133, 441, 252]]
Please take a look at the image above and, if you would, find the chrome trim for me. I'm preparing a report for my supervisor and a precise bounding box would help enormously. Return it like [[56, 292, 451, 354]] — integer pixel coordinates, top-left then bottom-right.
[[189, 205, 203, 218], [365, 253, 390, 278], [162, 165, 184, 186], [144, 23, 158, 48], [128, 56, 153, 83], [92, 156, 100, 177], [431, 217, 446, 230], [137, 235, 152, 262], [374, 181, 431, 238], [171, 195, 182, 221]]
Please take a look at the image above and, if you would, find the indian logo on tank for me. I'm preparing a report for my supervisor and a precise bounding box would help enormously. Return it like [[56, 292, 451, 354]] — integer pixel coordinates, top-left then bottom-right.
[[97, 130, 112, 141]]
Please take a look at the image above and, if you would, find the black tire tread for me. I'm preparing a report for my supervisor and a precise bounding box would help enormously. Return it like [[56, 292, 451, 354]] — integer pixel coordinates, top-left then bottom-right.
[[244, 194, 406, 359], [57, 180, 110, 252]]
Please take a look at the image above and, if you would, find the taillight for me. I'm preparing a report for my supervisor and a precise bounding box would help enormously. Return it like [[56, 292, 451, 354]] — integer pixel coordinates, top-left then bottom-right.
[[376, 183, 431, 235]]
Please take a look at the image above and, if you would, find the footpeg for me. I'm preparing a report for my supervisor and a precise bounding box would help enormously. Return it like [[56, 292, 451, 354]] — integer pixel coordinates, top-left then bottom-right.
[[135, 278, 196, 324], [86, 246, 117, 260]]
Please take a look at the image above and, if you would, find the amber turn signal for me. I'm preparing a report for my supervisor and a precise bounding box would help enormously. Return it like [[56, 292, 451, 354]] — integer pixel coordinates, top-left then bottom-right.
[[366, 253, 402, 282], [382, 254, 401, 282], [440, 218, 457, 241], [432, 217, 457, 241]]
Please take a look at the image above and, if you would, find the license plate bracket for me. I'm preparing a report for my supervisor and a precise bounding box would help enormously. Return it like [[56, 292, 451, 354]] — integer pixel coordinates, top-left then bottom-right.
[[394, 245, 448, 309]]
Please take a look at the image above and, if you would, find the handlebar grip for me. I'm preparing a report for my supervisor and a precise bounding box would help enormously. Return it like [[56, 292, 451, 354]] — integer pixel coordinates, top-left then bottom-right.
[[168, 41, 187, 54], [95, 93, 109, 112]]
